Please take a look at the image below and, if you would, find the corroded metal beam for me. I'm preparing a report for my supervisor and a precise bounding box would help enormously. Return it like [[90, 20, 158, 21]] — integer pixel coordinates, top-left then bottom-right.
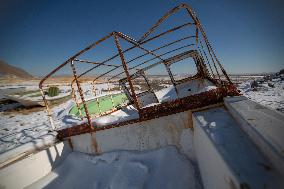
[[70, 61, 93, 129], [114, 33, 141, 111]]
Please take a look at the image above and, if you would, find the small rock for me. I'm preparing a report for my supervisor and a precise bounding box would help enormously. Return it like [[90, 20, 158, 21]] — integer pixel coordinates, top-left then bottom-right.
[[268, 82, 275, 88], [250, 80, 258, 88]]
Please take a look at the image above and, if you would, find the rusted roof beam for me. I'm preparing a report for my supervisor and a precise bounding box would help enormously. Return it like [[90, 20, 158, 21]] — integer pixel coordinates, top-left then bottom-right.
[[74, 59, 120, 68], [75, 22, 194, 81], [108, 44, 194, 81], [126, 35, 195, 65], [93, 36, 195, 82]]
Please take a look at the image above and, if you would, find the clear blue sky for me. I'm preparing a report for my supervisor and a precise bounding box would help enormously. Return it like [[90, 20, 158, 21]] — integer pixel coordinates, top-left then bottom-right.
[[0, 0, 283, 76]]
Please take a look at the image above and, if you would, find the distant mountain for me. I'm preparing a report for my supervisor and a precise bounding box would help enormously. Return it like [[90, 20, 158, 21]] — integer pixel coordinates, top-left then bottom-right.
[[0, 60, 34, 79]]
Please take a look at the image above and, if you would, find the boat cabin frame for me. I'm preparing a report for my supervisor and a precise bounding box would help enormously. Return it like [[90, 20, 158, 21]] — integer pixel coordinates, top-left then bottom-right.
[[39, 3, 239, 139]]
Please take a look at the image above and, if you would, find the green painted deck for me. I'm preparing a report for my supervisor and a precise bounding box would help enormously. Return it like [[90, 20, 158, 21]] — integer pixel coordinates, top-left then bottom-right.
[[69, 93, 128, 117]]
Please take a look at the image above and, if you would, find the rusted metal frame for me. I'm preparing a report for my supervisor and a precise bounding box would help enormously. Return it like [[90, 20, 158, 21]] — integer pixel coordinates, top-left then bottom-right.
[[194, 29, 212, 78], [197, 29, 222, 82], [112, 35, 182, 97], [39, 32, 114, 88], [108, 44, 194, 81], [116, 32, 167, 63], [114, 49, 199, 98], [125, 35, 195, 65], [39, 33, 114, 129], [72, 63, 121, 87], [194, 16, 231, 83], [137, 3, 226, 84], [192, 52, 210, 79], [196, 30, 222, 82], [70, 63, 119, 95], [141, 72, 153, 92], [76, 63, 103, 80], [139, 21, 194, 44], [130, 45, 195, 69], [123, 50, 187, 79], [199, 54, 211, 78], [74, 22, 195, 83], [57, 84, 240, 139], [114, 31, 169, 100], [165, 64, 179, 95], [204, 36, 232, 84], [71, 82, 84, 120], [149, 49, 201, 93], [69, 3, 218, 95], [196, 48, 209, 76], [74, 59, 120, 68], [198, 40, 214, 77], [113, 31, 170, 105], [136, 2, 220, 88], [190, 15, 229, 83], [119, 80, 134, 102], [92, 67, 119, 83], [70, 60, 93, 129], [39, 89, 56, 130], [190, 18, 222, 82], [138, 4, 193, 42], [139, 84, 239, 120], [174, 74, 200, 86], [192, 55, 203, 77], [107, 81, 115, 109], [134, 72, 160, 104], [91, 81, 102, 116], [163, 49, 199, 66], [114, 33, 141, 112], [112, 32, 174, 111], [127, 36, 195, 63]]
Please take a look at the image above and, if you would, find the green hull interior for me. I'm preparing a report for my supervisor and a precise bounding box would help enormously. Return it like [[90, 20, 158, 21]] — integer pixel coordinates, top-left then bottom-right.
[[69, 93, 128, 117]]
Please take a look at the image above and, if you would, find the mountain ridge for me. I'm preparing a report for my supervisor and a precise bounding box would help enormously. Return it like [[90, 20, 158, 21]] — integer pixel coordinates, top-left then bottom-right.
[[0, 60, 34, 79]]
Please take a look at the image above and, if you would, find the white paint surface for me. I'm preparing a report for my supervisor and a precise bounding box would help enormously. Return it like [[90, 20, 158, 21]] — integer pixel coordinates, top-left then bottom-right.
[[193, 107, 281, 189], [0, 142, 71, 189], [225, 96, 284, 176]]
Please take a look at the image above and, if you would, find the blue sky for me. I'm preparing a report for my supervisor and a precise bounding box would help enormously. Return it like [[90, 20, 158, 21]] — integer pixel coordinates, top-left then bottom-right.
[[0, 0, 283, 76]]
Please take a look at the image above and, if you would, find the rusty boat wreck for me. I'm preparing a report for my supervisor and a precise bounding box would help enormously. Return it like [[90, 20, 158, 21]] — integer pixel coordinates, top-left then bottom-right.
[[1, 3, 284, 189]]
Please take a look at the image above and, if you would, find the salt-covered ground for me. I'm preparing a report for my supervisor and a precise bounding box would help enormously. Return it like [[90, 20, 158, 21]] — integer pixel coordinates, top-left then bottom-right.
[[238, 78, 284, 113], [0, 83, 112, 160], [27, 146, 201, 189]]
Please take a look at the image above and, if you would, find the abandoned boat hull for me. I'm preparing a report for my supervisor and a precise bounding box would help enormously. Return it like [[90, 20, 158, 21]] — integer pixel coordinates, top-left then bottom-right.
[[1, 96, 283, 189]]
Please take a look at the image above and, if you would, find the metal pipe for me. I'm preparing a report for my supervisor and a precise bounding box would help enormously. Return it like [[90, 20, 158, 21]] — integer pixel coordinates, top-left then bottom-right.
[[71, 82, 83, 120], [74, 59, 120, 68], [92, 81, 102, 116], [114, 33, 140, 111], [39, 88, 56, 130], [70, 61, 93, 129]]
